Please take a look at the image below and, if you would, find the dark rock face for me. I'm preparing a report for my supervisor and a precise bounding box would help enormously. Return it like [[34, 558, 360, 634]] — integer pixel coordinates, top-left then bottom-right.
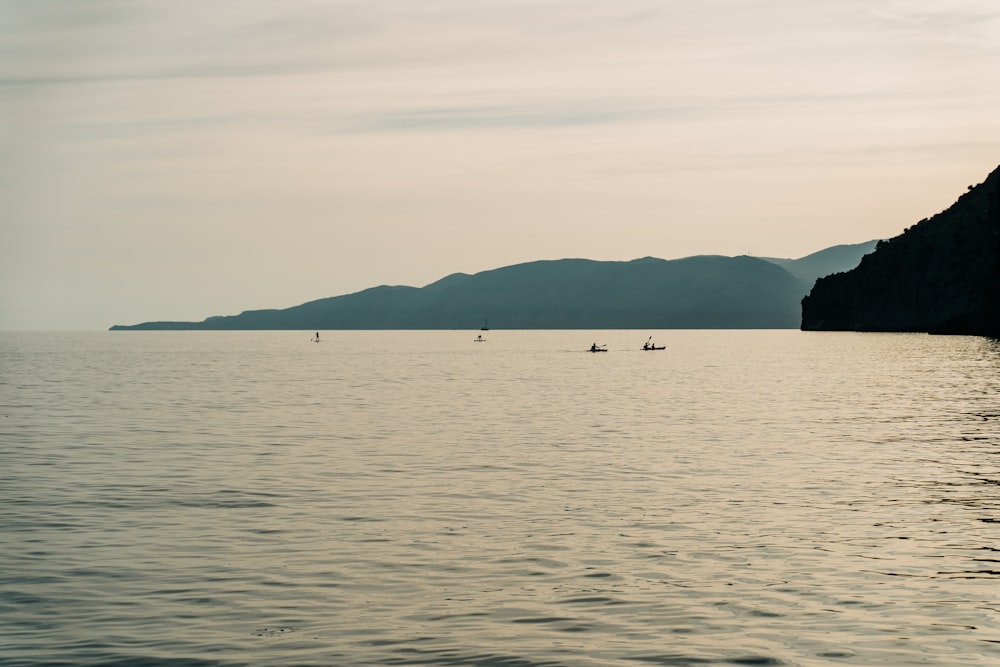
[[801, 165, 1000, 336]]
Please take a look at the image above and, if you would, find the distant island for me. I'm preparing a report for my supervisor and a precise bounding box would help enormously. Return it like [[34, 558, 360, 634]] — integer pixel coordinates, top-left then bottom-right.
[[802, 165, 1000, 337], [111, 243, 875, 331]]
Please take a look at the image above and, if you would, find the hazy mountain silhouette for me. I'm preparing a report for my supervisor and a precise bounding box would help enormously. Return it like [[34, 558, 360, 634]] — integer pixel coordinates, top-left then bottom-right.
[[762, 240, 878, 284], [802, 165, 1000, 336], [111, 243, 874, 331]]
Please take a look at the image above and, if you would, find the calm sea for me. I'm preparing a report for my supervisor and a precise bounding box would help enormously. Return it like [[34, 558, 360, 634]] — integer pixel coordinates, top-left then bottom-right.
[[1, 330, 998, 667]]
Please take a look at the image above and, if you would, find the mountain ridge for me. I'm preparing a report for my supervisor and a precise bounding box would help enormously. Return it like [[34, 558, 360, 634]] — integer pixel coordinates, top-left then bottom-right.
[[111, 244, 876, 330]]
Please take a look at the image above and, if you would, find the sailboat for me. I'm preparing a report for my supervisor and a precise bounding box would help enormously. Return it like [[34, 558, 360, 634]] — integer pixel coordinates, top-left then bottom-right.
[[481, 317, 489, 331]]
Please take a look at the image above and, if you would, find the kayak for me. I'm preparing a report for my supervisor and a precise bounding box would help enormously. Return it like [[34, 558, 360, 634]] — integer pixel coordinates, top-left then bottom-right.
[[641, 346, 665, 351]]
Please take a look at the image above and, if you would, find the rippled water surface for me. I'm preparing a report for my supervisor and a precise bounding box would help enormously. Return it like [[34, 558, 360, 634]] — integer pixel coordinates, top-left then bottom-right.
[[2, 330, 999, 666]]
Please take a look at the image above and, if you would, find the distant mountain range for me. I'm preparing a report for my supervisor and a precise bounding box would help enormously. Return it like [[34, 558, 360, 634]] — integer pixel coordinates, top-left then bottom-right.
[[110, 241, 877, 330], [802, 165, 1000, 336]]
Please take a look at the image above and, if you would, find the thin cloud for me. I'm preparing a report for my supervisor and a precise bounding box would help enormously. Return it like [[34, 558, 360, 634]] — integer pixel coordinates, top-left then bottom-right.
[[863, 1, 1000, 48], [343, 87, 956, 135], [351, 104, 643, 133]]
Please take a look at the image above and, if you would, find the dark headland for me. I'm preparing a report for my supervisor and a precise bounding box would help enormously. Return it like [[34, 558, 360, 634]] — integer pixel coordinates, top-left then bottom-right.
[[802, 165, 1000, 337], [110, 245, 875, 331]]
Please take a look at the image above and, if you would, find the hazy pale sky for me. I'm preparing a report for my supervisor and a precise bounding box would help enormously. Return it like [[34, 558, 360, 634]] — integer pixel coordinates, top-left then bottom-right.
[[2, 0, 999, 330]]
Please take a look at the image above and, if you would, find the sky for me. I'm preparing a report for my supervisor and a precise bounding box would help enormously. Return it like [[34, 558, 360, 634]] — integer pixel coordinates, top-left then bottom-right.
[[2, 0, 999, 330]]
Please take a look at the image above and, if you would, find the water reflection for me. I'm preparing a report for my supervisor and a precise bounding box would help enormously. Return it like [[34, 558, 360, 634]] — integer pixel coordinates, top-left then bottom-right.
[[1, 331, 999, 666]]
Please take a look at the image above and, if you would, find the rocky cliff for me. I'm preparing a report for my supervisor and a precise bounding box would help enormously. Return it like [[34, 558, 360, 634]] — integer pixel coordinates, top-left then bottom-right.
[[801, 165, 1000, 336]]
